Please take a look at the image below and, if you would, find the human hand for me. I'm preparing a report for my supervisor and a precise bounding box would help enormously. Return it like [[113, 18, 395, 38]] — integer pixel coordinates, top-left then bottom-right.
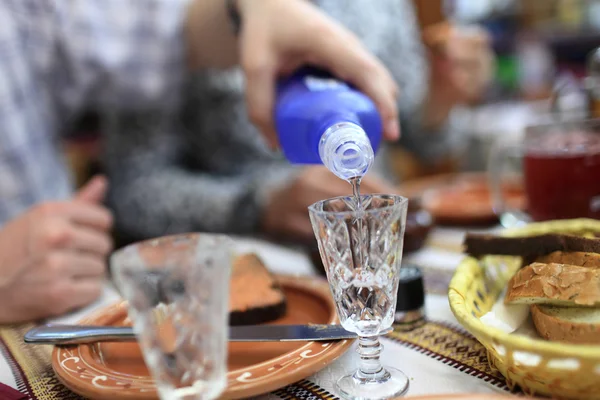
[[261, 166, 396, 243], [0, 176, 113, 323], [236, 0, 399, 147], [422, 23, 495, 128]]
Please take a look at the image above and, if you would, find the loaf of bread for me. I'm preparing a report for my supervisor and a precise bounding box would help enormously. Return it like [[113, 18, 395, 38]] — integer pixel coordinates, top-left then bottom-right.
[[505, 263, 600, 307], [229, 253, 287, 326], [531, 304, 600, 344], [464, 233, 600, 258], [535, 251, 600, 268]]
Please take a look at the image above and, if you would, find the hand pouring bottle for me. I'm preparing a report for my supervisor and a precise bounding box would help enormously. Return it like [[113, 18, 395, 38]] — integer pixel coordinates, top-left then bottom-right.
[[275, 68, 383, 180]]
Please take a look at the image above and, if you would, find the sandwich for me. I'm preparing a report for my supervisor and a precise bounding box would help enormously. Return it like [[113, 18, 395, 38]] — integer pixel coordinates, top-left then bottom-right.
[[229, 253, 287, 325]]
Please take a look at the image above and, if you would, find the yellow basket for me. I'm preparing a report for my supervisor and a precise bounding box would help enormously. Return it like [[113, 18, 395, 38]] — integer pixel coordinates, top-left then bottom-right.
[[448, 218, 600, 400]]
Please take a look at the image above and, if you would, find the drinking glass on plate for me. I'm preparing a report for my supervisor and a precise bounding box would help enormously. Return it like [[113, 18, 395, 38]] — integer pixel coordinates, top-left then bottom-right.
[[111, 233, 233, 400], [309, 194, 409, 400], [489, 119, 600, 227]]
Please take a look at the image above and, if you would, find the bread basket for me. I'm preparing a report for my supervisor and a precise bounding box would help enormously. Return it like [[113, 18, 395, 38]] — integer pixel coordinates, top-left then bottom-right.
[[449, 219, 600, 399]]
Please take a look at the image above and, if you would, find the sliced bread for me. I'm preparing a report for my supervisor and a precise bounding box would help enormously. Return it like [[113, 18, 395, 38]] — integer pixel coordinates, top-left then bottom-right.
[[463, 233, 600, 258], [531, 304, 600, 344], [122, 253, 287, 327], [535, 251, 600, 268], [229, 253, 287, 326], [505, 263, 600, 307]]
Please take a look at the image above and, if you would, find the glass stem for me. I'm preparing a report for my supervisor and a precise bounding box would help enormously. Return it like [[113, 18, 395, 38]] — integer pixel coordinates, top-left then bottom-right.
[[355, 335, 386, 381]]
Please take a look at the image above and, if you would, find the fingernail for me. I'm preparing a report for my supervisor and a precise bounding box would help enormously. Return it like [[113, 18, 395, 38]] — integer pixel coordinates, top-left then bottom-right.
[[386, 119, 400, 140]]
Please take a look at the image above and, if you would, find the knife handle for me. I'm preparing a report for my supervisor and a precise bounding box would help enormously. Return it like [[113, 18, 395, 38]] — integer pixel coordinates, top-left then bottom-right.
[[24, 325, 136, 345]]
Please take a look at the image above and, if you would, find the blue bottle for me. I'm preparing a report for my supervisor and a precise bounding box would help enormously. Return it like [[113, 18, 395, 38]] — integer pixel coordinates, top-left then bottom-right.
[[275, 68, 383, 181]]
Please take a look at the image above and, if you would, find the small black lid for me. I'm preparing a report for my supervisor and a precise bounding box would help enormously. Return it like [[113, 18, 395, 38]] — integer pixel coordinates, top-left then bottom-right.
[[396, 264, 425, 312]]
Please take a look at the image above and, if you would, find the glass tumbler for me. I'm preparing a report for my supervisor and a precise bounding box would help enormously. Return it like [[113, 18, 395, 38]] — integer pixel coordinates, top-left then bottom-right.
[[111, 233, 232, 400], [309, 194, 409, 400]]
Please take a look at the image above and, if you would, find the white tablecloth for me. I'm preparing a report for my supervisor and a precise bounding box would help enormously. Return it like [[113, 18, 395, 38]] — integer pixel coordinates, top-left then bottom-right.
[[0, 228, 516, 399]]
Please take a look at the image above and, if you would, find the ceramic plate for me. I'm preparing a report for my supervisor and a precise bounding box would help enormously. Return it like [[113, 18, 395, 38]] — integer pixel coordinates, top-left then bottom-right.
[[52, 275, 353, 399], [401, 173, 525, 225]]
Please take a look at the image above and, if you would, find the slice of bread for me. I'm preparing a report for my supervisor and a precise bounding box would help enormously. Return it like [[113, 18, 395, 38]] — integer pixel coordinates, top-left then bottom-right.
[[464, 233, 600, 258], [122, 253, 287, 327], [229, 253, 287, 326], [531, 304, 600, 344], [505, 263, 600, 307], [535, 251, 600, 268]]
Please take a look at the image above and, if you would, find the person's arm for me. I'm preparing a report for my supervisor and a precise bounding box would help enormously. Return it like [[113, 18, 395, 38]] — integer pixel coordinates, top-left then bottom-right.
[[1, 0, 401, 225], [103, 110, 397, 244], [392, 24, 493, 172], [103, 111, 299, 241], [0, 0, 196, 225], [420, 23, 494, 131], [0, 177, 113, 323], [187, 0, 400, 146], [345, 1, 489, 179], [104, 66, 398, 244], [185, 0, 239, 69]]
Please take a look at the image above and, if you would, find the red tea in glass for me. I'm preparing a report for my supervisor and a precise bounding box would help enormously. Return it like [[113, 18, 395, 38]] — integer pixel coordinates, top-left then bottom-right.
[[524, 131, 600, 221]]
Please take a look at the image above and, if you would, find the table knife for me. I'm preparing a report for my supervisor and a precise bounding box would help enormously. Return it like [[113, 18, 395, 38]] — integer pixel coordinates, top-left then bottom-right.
[[24, 324, 356, 345]]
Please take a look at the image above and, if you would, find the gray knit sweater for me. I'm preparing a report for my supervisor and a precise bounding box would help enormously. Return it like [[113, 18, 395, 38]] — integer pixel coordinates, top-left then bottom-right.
[[104, 0, 457, 241]]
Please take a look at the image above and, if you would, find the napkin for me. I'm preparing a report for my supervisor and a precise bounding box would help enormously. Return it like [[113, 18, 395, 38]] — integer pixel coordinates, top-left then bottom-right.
[[479, 289, 530, 334], [0, 382, 28, 400]]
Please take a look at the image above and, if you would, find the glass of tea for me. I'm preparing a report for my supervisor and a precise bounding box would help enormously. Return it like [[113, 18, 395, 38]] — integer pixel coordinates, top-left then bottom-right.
[[488, 119, 600, 227]]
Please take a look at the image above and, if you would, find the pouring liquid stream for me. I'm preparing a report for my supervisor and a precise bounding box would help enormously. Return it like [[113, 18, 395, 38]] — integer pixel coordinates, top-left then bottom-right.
[[350, 176, 363, 211], [349, 176, 367, 279]]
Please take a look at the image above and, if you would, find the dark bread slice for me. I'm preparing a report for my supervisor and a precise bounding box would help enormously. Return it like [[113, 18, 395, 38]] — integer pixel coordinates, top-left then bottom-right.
[[229, 253, 287, 326], [463, 233, 600, 258]]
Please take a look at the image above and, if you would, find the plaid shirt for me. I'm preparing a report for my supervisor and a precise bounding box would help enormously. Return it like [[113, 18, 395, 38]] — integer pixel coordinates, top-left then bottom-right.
[[0, 0, 191, 225]]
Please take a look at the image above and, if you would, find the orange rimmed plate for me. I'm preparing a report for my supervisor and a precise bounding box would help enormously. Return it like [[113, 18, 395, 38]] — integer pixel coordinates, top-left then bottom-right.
[[52, 275, 353, 399], [406, 173, 526, 225]]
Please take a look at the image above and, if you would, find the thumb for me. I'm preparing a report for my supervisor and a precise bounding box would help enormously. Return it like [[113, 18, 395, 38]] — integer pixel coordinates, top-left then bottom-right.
[[75, 175, 108, 203]]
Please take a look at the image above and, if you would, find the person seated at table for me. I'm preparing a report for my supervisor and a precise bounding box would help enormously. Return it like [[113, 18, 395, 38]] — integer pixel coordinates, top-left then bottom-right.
[[104, 0, 494, 245], [0, 0, 399, 323]]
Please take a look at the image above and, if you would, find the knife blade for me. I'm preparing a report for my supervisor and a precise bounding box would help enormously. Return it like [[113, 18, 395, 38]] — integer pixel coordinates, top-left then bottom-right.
[[24, 324, 356, 345]]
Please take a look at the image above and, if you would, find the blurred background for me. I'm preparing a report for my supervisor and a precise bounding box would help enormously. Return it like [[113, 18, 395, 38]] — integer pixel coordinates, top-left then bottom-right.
[[400, 0, 600, 178], [60, 0, 600, 260], [64, 0, 600, 186]]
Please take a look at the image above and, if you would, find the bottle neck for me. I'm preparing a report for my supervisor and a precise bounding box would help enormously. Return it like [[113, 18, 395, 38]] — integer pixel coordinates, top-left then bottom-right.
[[315, 113, 360, 137], [318, 122, 374, 181]]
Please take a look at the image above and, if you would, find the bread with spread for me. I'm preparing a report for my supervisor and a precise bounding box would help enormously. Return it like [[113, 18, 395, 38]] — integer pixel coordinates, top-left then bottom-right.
[[123, 253, 287, 327], [229, 253, 287, 326]]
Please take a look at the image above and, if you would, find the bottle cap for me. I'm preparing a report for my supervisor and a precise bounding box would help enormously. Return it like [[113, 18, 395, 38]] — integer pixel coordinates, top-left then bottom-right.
[[318, 122, 374, 181], [396, 264, 425, 312]]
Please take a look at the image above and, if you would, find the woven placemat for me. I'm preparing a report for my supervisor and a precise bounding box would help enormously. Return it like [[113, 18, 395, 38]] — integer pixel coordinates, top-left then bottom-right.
[[0, 261, 504, 400], [0, 318, 508, 400]]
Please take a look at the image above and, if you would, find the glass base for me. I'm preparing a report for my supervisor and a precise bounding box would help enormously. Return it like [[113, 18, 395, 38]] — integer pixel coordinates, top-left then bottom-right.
[[335, 366, 409, 400]]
